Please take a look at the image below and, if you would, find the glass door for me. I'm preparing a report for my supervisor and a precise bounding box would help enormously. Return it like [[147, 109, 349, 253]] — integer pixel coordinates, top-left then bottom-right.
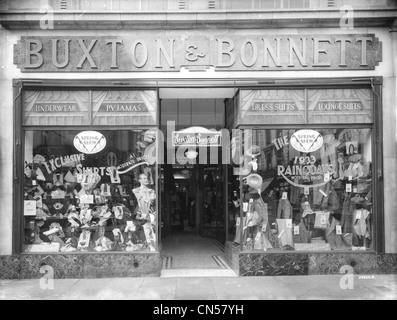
[[199, 164, 226, 242]]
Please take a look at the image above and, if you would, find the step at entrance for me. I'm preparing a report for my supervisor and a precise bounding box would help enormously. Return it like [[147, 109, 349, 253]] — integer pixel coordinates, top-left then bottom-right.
[[161, 268, 238, 278], [162, 255, 231, 270], [161, 232, 235, 276]]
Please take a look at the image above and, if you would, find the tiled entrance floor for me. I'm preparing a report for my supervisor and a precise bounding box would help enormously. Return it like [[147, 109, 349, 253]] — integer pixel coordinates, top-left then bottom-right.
[[161, 231, 237, 277]]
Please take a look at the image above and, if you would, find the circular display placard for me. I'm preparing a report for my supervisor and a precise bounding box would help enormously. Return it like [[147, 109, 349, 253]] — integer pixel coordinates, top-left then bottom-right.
[[290, 129, 323, 153], [73, 131, 106, 154]]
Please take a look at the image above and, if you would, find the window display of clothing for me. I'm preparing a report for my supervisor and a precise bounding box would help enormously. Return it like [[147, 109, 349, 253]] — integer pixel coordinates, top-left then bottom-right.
[[313, 182, 331, 210], [314, 211, 331, 230], [326, 217, 352, 250], [23, 129, 158, 254], [352, 209, 371, 243], [276, 219, 294, 247], [293, 221, 310, 244], [263, 193, 278, 227], [341, 193, 354, 234], [277, 198, 292, 219]]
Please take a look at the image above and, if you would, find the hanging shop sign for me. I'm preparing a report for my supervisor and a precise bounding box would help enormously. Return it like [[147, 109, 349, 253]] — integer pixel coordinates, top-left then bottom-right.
[[290, 130, 324, 153], [14, 34, 382, 72], [172, 127, 222, 147], [73, 131, 106, 154]]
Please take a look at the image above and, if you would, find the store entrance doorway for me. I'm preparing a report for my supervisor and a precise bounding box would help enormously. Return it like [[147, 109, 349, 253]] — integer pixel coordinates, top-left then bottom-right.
[[164, 165, 225, 238], [160, 163, 231, 271], [159, 89, 235, 274]]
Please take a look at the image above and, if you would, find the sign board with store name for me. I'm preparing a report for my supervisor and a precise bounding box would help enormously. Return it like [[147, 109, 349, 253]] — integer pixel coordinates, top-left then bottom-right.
[[14, 34, 382, 72], [172, 127, 222, 147]]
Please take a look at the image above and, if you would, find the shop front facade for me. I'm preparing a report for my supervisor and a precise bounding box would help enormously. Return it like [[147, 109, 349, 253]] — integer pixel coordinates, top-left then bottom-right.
[[0, 0, 397, 279]]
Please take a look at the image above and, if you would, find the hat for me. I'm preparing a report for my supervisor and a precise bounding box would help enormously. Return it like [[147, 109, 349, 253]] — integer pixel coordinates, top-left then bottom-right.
[[248, 187, 260, 195], [35, 168, 46, 181], [33, 154, 46, 164], [53, 202, 64, 210], [301, 201, 314, 218], [246, 174, 263, 189], [144, 143, 157, 165], [350, 195, 365, 204], [112, 228, 124, 243], [247, 211, 260, 227], [246, 145, 262, 157]]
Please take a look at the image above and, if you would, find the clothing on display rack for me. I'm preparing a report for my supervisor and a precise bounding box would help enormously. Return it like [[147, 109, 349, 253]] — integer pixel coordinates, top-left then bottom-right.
[[276, 219, 294, 247], [277, 198, 293, 219], [341, 193, 354, 234], [314, 211, 331, 230], [293, 221, 310, 244], [326, 217, 352, 250], [313, 182, 331, 210], [263, 193, 278, 226]]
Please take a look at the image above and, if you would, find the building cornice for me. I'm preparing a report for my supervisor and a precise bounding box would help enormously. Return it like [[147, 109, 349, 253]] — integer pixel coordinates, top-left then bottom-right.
[[1, 9, 396, 30]]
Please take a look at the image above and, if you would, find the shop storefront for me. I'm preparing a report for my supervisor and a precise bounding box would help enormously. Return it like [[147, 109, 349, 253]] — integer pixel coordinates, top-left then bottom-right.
[[1, 1, 396, 279], [225, 84, 384, 275]]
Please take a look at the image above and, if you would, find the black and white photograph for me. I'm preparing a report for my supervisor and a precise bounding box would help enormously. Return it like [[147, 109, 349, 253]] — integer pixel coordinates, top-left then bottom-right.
[[0, 0, 396, 303]]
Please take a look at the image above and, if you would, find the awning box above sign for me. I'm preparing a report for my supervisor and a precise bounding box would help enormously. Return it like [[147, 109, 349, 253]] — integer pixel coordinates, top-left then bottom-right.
[[240, 89, 306, 124], [307, 89, 373, 124], [23, 90, 158, 126], [14, 34, 382, 72], [238, 88, 373, 125]]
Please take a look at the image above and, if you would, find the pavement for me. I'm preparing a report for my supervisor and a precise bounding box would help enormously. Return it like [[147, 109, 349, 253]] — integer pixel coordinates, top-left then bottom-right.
[[0, 274, 396, 300]]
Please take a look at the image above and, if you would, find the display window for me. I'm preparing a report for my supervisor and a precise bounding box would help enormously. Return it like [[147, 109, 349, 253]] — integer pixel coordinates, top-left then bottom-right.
[[233, 127, 374, 252], [22, 129, 158, 253]]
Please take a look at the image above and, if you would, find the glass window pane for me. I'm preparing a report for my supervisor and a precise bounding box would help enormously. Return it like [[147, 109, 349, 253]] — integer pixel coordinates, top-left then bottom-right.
[[236, 128, 374, 252], [23, 129, 158, 253]]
